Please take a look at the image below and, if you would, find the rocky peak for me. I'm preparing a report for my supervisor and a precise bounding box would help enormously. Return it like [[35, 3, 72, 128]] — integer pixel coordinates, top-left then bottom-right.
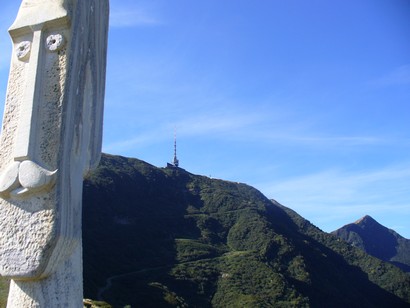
[[354, 215, 380, 228], [333, 215, 410, 272]]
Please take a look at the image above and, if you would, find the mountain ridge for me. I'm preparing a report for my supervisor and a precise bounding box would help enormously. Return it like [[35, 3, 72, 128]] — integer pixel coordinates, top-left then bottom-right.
[[81, 154, 410, 307], [332, 215, 410, 273], [1, 153, 409, 307]]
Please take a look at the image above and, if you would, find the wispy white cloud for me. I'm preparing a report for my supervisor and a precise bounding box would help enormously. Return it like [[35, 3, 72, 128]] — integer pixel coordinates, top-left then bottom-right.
[[103, 131, 160, 153], [262, 164, 410, 204], [102, 92, 407, 156], [258, 163, 410, 233], [252, 132, 387, 148], [169, 104, 393, 149], [103, 109, 263, 153], [109, 6, 161, 28], [175, 112, 263, 137]]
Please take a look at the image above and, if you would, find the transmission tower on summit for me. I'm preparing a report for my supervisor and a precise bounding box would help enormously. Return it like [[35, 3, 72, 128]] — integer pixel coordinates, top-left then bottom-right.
[[173, 129, 179, 167]]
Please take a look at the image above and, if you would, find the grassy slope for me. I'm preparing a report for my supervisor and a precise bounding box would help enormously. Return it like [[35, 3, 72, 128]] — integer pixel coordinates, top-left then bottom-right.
[[82, 154, 410, 307], [0, 153, 408, 307]]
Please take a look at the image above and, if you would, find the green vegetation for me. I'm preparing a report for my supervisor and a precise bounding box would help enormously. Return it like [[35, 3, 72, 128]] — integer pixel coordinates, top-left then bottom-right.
[[332, 215, 410, 273], [81, 154, 410, 307], [278, 202, 410, 304], [0, 277, 9, 308], [0, 154, 408, 307]]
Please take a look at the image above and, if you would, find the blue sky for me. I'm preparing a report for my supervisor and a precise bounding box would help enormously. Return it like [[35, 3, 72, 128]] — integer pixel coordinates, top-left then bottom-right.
[[1, 0, 409, 238]]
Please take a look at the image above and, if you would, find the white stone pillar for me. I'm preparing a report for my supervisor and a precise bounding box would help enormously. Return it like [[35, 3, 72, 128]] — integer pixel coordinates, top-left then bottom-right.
[[0, 0, 109, 307]]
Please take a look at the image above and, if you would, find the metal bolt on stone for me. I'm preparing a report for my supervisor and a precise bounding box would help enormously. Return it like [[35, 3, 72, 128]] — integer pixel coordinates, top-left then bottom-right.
[[0, 0, 109, 307]]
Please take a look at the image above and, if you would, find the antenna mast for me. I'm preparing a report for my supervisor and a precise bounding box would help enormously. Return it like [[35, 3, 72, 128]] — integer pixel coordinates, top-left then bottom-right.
[[173, 128, 179, 167]]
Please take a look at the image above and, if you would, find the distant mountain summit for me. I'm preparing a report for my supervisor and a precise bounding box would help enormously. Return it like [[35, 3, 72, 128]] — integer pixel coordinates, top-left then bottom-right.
[[332, 215, 410, 272]]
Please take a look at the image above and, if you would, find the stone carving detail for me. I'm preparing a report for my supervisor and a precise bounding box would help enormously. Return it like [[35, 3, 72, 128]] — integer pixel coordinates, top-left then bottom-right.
[[46, 33, 65, 51], [0, 160, 57, 198], [15, 41, 31, 60], [0, 0, 109, 307]]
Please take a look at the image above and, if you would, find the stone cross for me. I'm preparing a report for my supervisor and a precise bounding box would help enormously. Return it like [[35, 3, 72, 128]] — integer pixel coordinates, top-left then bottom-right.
[[0, 0, 109, 306]]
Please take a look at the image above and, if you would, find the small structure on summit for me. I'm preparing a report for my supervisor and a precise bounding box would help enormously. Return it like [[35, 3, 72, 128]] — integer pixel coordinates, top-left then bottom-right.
[[167, 131, 180, 168], [173, 132, 180, 167]]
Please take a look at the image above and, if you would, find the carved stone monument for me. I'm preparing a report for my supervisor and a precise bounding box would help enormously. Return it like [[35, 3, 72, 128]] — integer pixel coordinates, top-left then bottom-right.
[[0, 0, 109, 306]]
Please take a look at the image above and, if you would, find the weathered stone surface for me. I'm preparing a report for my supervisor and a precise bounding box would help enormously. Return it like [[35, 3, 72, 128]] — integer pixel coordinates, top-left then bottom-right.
[[0, 0, 109, 306]]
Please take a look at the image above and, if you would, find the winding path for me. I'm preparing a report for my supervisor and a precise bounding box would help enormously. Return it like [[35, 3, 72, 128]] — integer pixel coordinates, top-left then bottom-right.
[[97, 265, 171, 301]]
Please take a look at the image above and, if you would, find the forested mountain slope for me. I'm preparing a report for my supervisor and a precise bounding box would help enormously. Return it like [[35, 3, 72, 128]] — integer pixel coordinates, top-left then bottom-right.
[[81, 154, 410, 307]]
